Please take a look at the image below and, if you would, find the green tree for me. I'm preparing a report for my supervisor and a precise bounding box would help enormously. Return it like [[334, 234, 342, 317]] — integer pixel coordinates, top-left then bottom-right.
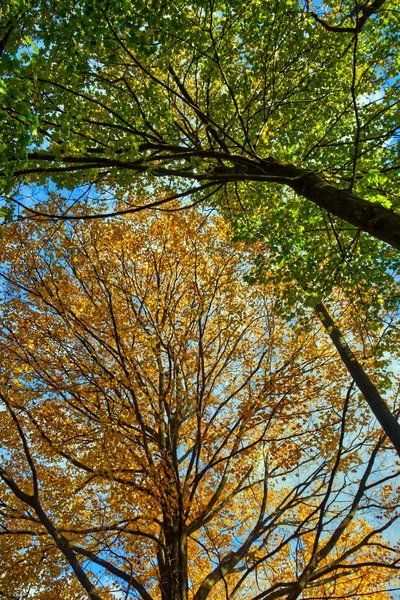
[[0, 209, 399, 600]]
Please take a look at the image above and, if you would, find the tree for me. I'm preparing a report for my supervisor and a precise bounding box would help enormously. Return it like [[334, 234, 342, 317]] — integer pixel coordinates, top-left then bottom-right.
[[1, 0, 400, 255], [0, 208, 399, 599]]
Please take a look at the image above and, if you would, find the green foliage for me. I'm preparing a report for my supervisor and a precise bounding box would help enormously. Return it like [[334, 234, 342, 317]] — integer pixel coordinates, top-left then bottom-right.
[[0, 0, 400, 323]]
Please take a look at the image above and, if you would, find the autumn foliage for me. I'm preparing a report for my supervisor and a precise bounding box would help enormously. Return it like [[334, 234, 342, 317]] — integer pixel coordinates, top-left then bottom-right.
[[0, 209, 398, 599], [1, 1, 400, 598]]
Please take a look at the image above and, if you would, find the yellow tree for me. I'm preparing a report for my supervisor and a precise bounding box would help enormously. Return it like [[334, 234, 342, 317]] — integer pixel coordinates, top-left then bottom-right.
[[0, 207, 398, 599]]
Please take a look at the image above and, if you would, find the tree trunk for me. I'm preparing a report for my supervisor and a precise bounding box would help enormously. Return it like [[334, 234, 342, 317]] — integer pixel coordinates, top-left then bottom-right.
[[254, 158, 400, 251], [159, 519, 188, 600], [211, 156, 400, 250], [314, 302, 400, 456]]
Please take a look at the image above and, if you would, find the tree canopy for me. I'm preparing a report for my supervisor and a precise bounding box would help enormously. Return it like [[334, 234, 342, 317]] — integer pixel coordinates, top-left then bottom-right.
[[0, 209, 399, 599], [1, 1, 400, 598], [1, 0, 400, 307]]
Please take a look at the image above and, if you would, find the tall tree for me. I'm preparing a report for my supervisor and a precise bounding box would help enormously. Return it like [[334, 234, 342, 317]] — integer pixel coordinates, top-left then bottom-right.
[[0, 209, 398, 599]]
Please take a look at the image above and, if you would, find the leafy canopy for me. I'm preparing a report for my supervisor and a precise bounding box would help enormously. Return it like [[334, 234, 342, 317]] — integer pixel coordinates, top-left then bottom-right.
[[1, 3, 400, 598], [1, 0, 400, 311]]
